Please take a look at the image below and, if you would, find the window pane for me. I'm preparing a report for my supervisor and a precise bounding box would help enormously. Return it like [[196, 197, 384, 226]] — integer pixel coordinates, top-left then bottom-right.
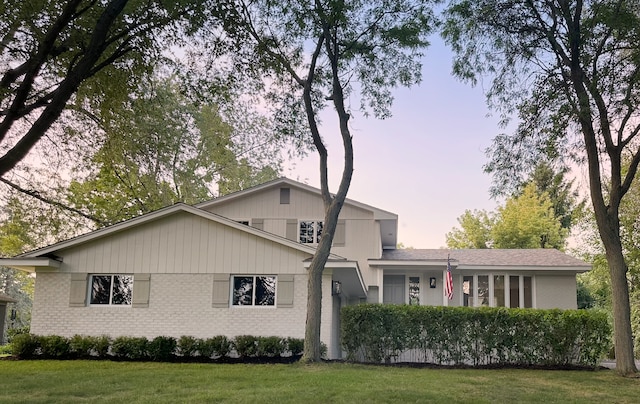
[[300, 221, 314, 244], [255, 276, 276, 306], [510, 276, 519, 308], [409, 277, 420, 305], [523, 276, 532, 308], [233, 277, 254, 306], [90, 276, 112, 305], [478, 275, 489, 306], [494, 275, 505, 307], [463, 276, 473, 307], [112, 275, 133, 305], [316, 222, 323, 243]]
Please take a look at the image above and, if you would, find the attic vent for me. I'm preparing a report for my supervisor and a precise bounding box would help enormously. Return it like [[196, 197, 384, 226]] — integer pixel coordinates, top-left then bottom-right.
[[280, 187, 290, 204]]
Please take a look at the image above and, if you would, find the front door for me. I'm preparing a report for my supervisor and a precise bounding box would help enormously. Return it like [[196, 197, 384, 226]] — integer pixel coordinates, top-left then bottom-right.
[[383, 275, 405, 304]]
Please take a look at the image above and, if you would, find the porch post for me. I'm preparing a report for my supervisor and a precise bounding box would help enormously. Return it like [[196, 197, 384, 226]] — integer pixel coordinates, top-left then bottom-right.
[[442, 270, 448, 306]]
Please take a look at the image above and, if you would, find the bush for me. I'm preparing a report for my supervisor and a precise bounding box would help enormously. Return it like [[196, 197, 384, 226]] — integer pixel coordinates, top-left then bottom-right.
[[234, 335, 258, 358], [111, 336, 149, 360], [11, 334, 40, 359], [341, 304, 611, 367], [286, 338, 304, 356], [177, 336, 199, 358], [93, 335, 111, 358], [198, 336, 231, 359], [148, 336, 176, 361], [6, 326, 30, 343], [69, 335, 94, 357], [257, 337, 285, 357], [39, 335, 71, 358], [0, 344, 12, 355]]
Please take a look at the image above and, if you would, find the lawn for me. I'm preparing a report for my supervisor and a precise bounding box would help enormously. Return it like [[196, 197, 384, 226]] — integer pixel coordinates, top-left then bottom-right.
[[0, 360, 638, 403]]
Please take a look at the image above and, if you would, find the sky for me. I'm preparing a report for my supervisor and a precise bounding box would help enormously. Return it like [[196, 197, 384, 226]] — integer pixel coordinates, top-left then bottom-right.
[[283, 36, 503, 249]]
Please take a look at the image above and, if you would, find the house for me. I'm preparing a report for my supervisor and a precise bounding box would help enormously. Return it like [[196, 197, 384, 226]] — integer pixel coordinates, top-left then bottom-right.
[[0, 178, 590, 358], [0, 292, 17, 344]]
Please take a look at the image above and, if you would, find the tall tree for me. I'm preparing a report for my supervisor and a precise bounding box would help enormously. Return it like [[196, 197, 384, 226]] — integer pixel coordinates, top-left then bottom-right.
[[66, 77, 281, 226], [446, 184, 567, 249], [0, 0, 202, 177], [443, 0, 640, 374], [213, 0, 439, 362]]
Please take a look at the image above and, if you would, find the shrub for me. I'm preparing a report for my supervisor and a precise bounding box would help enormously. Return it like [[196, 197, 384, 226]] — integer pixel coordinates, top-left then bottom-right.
[[111, 336, 149, 360], [234, 335, 258, 358], [92, 335, 111, 358], [11, 334, 40, 359], [0, 344, 12, 355], [6, 326, 30, 343], [286, 338, 304, 356], [177, 336, 199, 358], [69, 335, 94, 357], [148, 336, 177, 361], [198, 336, 231, 359], [39, 335, 71, 358], [257, 337, 285, 357]]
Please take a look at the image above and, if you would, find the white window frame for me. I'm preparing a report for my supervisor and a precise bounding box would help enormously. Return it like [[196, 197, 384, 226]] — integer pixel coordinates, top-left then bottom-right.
[[461, 273, 535, 308], [299, 220, 323, 244], [231, 275, 277, 307], [88, 274, 133, 306]]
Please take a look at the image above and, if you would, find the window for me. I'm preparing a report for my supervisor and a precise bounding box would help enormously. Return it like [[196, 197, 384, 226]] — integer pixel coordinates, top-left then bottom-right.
[[280, 188, 290, 204], [232, 276, 276, 306], [464, 274, 533, 308], [300, 221, 323, 244], [90, 275, 133, 305], [409, 276, 420, 305], [237, 220, 249, 226]]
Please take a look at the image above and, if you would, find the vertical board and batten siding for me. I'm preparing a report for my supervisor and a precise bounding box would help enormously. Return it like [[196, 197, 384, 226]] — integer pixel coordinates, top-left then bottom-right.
[[58, 212, 312, 275]]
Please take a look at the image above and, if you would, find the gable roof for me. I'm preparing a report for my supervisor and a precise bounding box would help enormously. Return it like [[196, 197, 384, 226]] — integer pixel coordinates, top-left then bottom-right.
[[196, 177, 398, 249], [0, 292, 17, 303], [370, 249, 590, 272], [9, 203, 345, 264]]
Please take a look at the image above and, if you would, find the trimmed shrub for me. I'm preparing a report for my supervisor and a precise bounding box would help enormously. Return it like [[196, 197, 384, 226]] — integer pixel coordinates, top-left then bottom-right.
[[177, 336, 199, 358], [286, 338, 304, 356], [111, 336, 149, 360], [198, 336, 231, 359], [234, 335, 258, 358], [93, 335, 111, 358], [257, 337, 285, 357], [6, 326, 30, 343], [69, 335, 94, 357], [39, 335, 71, 358], [11, 334, 40, 359], [342, 304, 611, 367], [148, 336, 177, 361]]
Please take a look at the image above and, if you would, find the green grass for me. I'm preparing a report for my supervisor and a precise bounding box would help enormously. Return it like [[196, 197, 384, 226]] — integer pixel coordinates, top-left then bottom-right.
[[0, 360, 638, 403]]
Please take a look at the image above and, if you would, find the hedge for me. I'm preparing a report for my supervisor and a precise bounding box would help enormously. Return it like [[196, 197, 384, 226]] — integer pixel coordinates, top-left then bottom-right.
[[9, 334, 313, 362], [341, 305, 611, 367]]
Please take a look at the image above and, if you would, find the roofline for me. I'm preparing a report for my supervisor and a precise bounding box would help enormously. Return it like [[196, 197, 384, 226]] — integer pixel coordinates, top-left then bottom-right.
[[0, 258, 61, 273], [304, 259, 367, 297], [196, 177, 398, 220], [368, 259, 590, 273], [18, 203, 341, 260]]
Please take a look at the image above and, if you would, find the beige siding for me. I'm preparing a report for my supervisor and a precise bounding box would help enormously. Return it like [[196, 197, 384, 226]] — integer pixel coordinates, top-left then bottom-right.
[[58, 212, 312, 275], [535, 274, 577, 309]]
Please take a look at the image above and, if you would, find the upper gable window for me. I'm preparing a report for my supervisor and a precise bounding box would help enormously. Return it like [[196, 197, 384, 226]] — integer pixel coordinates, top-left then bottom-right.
[[90, 275, 133, 305], [280, 188, 290, 204], [300, 221, 323, 244]]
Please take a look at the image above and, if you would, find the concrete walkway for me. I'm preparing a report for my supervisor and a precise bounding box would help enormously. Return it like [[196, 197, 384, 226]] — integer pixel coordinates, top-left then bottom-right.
[[599, 359, 640, 370]]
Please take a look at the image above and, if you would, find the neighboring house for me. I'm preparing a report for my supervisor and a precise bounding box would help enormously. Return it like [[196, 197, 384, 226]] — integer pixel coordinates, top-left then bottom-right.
[[0, 178, 590, 359], [0, 292, 17, 344]]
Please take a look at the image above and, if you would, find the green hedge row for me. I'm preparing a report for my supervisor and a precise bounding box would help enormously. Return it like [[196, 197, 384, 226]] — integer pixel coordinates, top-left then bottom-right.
[[10, 334, 312, 361], [341, 305, 611, 367]]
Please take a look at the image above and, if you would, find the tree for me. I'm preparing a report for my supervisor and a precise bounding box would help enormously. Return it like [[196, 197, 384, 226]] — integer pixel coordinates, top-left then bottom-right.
[[445, 209, 494, 249], [443, 0, 640, 374], [446, 184, 567, 249], [0, 0, 202, 177], [213, 0, 439, 362], [66, 77, 281, 226]]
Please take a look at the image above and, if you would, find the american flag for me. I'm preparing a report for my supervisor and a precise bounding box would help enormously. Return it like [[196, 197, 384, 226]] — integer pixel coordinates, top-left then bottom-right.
[[445, 254, 454, 300]]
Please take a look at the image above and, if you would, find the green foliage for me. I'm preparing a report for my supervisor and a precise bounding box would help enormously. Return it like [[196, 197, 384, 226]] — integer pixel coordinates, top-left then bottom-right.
[[0, 344, 11, 355], [286, 338, 304, 356], [111, 336, 149, 360], [233, 335, 258, 358], [147, 336, 177, 362], [256, 337, 285, 358], [447, 184, 567, 250], [39, 335, 71, 358], [10, 334, 40, 359], [342, 305, 611, 367], [69, 335, 94, 357], [6, 326, 29, 343], [177, 336, 200, 357], [198, 336, 231, 359]]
